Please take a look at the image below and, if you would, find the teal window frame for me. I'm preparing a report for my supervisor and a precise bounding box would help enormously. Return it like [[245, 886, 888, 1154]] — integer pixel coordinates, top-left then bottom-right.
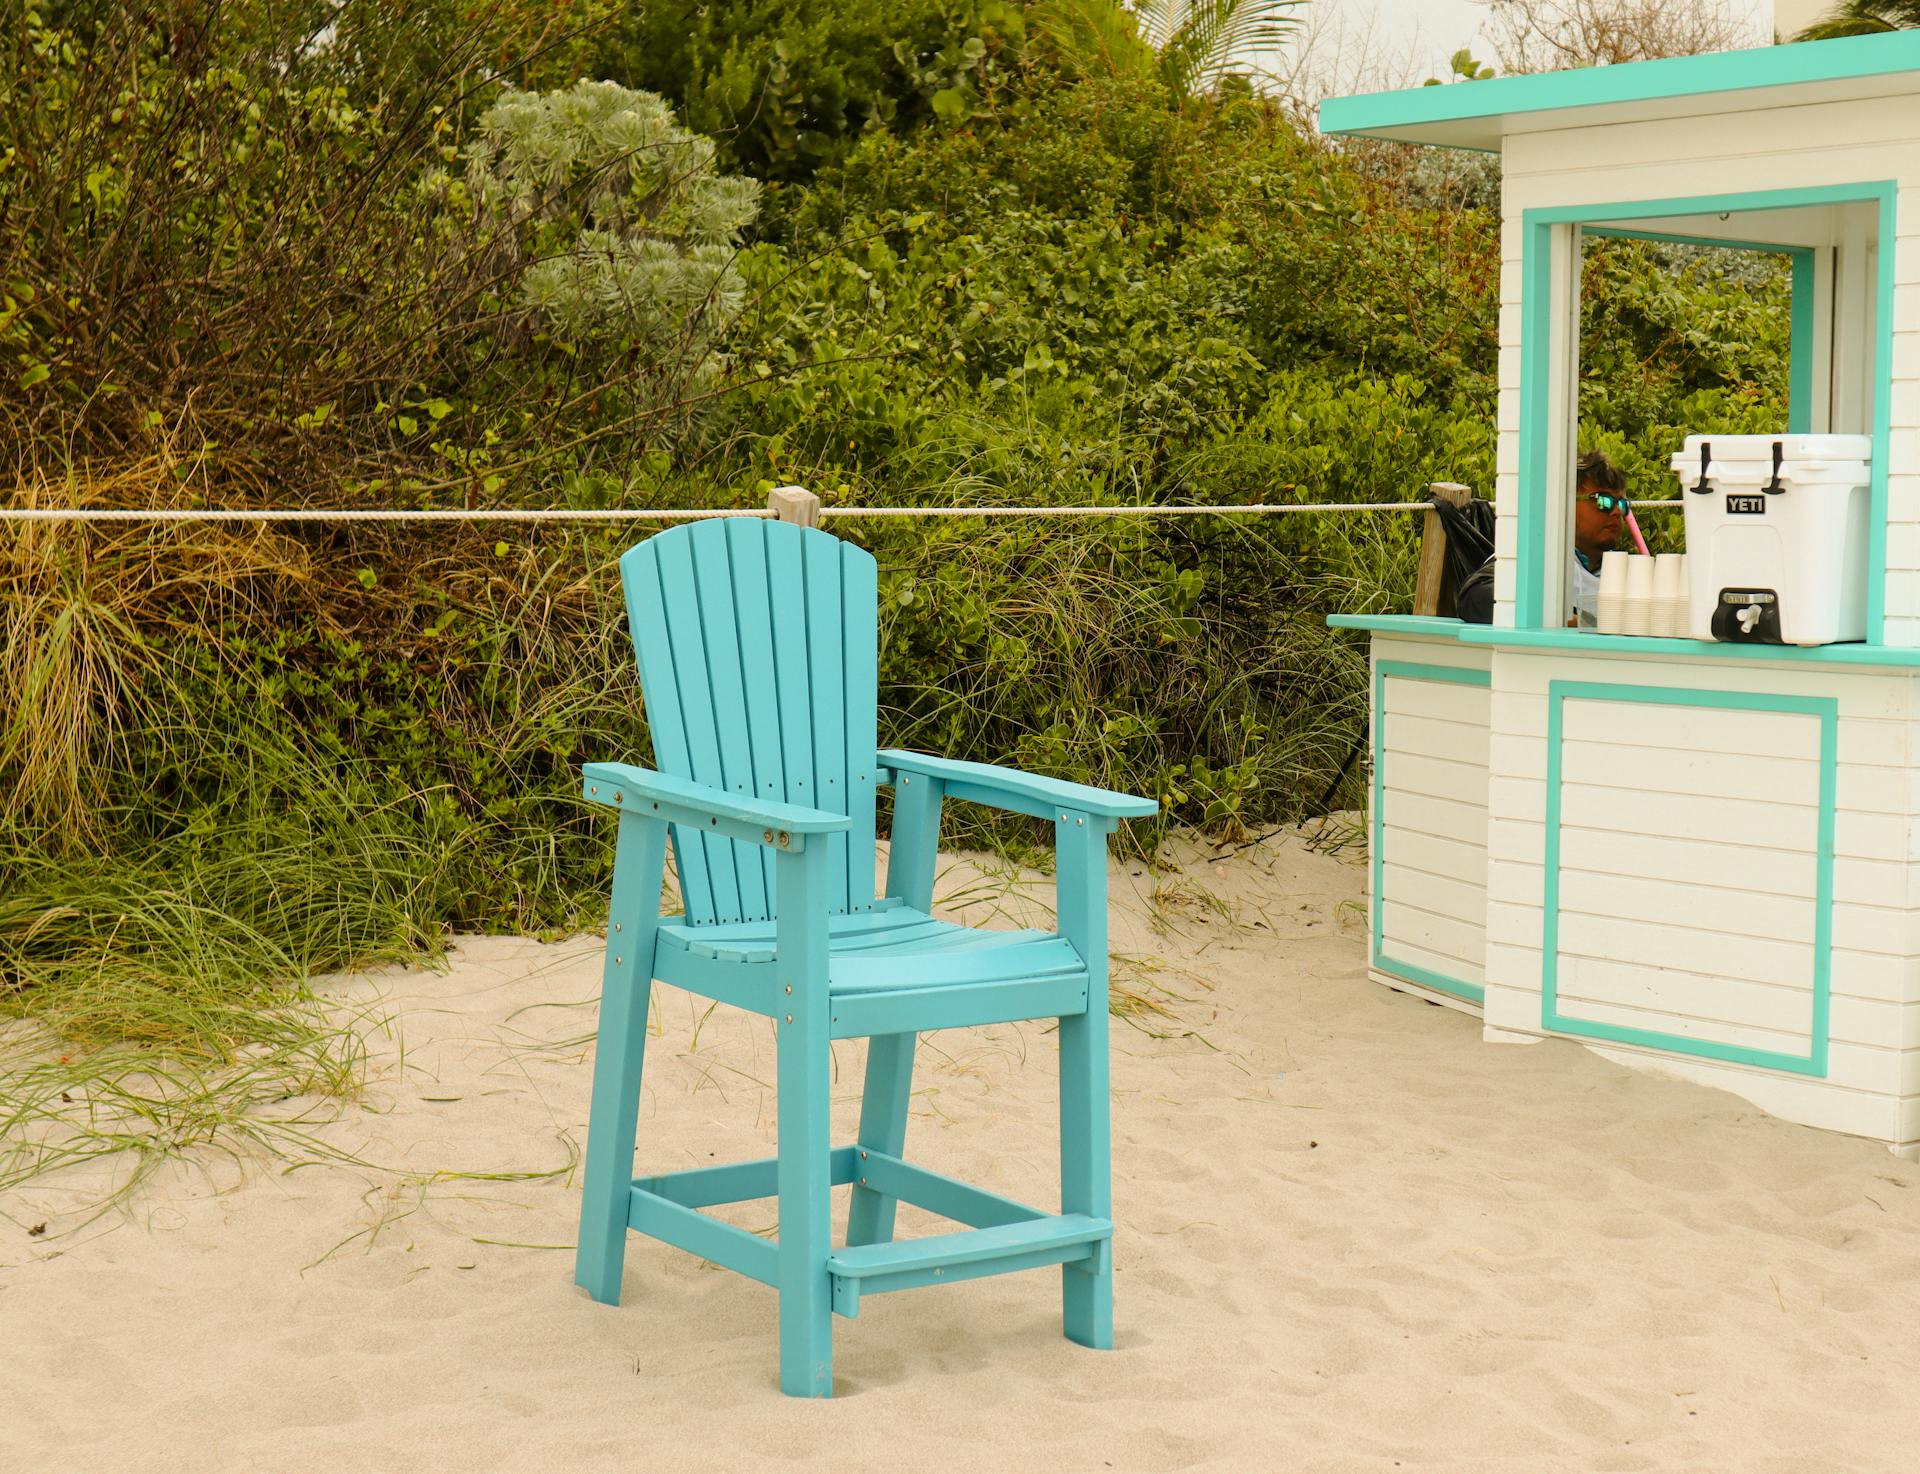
[[1371, 659, 1494, 1006], [1516, 181, 1898, 641], [1540, 679, 1835, 1078]]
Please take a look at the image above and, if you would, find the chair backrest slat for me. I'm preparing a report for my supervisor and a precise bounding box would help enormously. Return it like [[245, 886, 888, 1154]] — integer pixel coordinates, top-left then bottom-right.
[[649, 530, 745, 921], [624, 534, 720, 915], [723, 519, 788, 911], [688, 525, 770, 919], [621, 519, 880, 926], [841, 545, 880, 914], [803, 532, 850, 915]]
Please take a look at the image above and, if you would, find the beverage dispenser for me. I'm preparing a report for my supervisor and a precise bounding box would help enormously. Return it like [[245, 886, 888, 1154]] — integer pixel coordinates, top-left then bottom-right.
[[1671, 434, 1873, 646]]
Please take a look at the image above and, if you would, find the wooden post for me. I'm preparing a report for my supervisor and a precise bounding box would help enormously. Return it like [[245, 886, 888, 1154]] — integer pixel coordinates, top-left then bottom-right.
[[1415, 482, 1473, 617], [768, 484, 822, 528]]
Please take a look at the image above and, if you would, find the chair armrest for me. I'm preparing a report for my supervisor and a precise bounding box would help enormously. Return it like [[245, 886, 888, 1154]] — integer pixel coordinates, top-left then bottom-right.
[[877, 749, 1157, 824], [582, 762, 851, 850]]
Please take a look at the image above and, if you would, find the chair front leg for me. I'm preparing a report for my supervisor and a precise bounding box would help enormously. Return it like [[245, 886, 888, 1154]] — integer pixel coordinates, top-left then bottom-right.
[[1055, 813, 1115, 1350], [575, 812, 669, 1306], [775, 842, 834, 1397]]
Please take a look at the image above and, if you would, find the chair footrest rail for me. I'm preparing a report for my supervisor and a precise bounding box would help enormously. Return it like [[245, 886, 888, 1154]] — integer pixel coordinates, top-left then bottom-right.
[[622, 1148, 1111, 1319], [827, 1215, 1112, 1319]]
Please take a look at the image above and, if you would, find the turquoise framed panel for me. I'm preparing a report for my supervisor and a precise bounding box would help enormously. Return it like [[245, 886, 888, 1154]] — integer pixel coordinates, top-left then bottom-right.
[[1371, 659, 1495, 1006], [1541, 679, 1835, 1077], [1519, 182, 1897, 640]]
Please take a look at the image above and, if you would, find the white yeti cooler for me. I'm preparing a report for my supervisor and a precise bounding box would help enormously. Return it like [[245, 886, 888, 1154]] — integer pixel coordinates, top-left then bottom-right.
[[1672, 433, 1872, 646]]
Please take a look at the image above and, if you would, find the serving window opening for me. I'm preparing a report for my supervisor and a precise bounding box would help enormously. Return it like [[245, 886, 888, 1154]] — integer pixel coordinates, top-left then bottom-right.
[[1528, 194, 1887, 645]]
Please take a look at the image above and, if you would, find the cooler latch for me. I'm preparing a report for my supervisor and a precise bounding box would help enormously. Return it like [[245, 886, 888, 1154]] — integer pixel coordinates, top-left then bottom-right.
[[1763, 440, 1785, 495], [1690, 442, 1712, 494]]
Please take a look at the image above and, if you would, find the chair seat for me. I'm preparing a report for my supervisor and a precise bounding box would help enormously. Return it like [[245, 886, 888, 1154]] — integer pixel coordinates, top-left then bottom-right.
[[656, 900, 1084, 989], [652, 900, 1090, 1036]]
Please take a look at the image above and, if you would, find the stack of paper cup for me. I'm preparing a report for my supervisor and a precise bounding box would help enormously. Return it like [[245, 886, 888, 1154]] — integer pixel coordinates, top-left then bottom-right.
[[1596, 550, 1630, 634], [1622, 553, 1656, 635], [1653, 553, 1688, 637]]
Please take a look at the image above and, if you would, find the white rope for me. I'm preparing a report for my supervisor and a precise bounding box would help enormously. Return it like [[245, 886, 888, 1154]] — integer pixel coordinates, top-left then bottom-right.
[[0, 498, 1685, 523], [0, 506, 773, 523], [823, 503, 1420, 518]]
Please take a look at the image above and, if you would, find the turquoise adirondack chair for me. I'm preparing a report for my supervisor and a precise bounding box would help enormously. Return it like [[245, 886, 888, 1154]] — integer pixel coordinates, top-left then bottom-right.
[[573, 517, 1156, 1396]]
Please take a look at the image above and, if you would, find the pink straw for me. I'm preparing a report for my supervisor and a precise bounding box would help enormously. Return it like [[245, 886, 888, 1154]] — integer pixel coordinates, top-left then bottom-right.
[[1624, 508, 1650, 556]]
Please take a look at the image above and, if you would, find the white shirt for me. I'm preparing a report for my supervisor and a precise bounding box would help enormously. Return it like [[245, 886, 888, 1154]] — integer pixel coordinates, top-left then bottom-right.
[[1571, 552, 1600, 628]]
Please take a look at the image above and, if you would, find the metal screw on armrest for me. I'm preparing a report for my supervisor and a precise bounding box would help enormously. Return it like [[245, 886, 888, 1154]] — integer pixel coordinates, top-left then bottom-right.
[[763, 829, 774, 843], [590, 785, 599, 795], [860, 1150, 868, 1159], [785, 985, 792, 994], [778, 830, 791, 848], [614, 923, 622, 933], [786, 1014, 793, 1024], [613, 791, 623, 803], [615, 956, 623, 965]]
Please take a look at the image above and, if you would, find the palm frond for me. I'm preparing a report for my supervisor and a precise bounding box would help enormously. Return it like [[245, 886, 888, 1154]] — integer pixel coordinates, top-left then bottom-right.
[[1793, 0, 1920, 39], [1138, 0, 1307, 98]]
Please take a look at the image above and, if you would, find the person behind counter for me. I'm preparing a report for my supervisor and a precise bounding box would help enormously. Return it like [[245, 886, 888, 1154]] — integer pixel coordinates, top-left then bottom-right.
[[1450, 451, 1629, 625], [1568, 451, 1629, 627]]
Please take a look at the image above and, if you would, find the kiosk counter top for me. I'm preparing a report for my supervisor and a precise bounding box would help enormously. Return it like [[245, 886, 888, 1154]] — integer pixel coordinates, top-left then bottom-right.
[[1328, 613, 1920, 672]]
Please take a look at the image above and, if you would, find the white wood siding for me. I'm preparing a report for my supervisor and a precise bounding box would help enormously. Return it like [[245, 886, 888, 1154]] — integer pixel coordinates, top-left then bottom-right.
[[1371, 637, 1494, 1001]]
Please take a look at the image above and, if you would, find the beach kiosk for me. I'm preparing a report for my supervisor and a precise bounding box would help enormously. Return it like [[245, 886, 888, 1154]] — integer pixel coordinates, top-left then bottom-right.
[[1321, 35, 1920, 1155]]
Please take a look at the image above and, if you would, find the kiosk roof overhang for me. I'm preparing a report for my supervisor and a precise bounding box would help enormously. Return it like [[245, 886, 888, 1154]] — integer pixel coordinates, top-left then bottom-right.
[[1317, 32, 1920, 152]]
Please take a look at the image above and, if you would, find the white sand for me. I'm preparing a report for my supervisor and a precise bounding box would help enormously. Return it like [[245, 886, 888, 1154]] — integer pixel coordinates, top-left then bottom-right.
[[8, 831, 1920, 1473]]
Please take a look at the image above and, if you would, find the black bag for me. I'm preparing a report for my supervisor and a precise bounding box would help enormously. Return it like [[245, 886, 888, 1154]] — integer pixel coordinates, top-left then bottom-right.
[[1429, 492, 1496, 624], [1453, 558, 1495, 624]]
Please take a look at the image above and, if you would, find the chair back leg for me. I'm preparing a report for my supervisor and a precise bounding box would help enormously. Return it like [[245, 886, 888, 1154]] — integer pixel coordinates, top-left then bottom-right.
[[1055, 819, 1115, 1350], [776, 844, 835, 1396], [845, 1031, 917, 1247], [576, 814, 669, 1305]]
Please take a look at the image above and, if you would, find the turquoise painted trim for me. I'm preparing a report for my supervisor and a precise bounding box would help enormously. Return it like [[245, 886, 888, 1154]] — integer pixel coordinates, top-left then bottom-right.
[[1584, 226, 1811, 259], [1790, 250, 1816, 437], [1868, 185, 1897, 642], [1318, 32, 1920, 149], [1326, 613, 1473, 639], [1454, 624, 1920, 669], [1540, 680, 1834, 1078], [1517, 215, 1554, 631], [1371, 659, 1494, 1007], [1519, 182, 1897, 640], [1526, 182, 1895, 227]]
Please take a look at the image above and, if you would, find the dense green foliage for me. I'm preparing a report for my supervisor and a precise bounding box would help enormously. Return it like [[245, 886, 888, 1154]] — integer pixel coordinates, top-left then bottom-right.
[[591, 0, 1026, 184], [1, 0, 1792, 1176]]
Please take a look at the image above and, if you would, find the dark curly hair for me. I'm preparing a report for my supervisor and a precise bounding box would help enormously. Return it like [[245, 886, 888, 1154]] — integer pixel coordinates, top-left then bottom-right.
[[1576, 451, 1626, 495]]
